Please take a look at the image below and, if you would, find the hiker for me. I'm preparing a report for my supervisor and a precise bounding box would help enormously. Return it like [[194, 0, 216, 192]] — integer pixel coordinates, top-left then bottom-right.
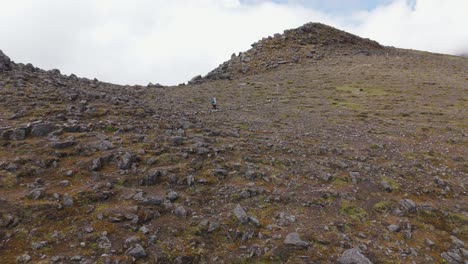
[[211, 97, 217, 110]]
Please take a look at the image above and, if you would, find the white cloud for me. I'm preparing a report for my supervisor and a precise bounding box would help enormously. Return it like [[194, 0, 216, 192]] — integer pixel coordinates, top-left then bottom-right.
[[0, 0, 466, 85]]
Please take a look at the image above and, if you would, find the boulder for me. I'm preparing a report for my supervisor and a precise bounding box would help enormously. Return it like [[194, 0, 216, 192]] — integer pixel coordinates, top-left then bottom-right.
[[284, 233, 309, 248], [31, 123, 56, 137], [0, 49, 12, 72], [233, 204, 248, 224], [338, 248, 373, 264], [127, 243, 147, 259]]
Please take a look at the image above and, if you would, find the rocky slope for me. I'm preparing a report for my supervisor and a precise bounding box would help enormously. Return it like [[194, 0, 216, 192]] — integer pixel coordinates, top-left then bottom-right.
[[190, 23, 386, 84], [1, 23, 467, 264]]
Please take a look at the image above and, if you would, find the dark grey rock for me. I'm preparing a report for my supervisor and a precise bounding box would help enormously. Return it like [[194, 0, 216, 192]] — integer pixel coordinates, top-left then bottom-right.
[[399, 199, 417, 213], [127, 243, 147, 259], [16, 253, 32, 263], [174, 206, 187, 218], [31, 241, 48, 250], [9, 128, 27, 141], [118, 152, 136, 170], [167, 190, 178, 201], [140, 170, 161, 186], [387, 224, 400, 232], [248, 216, 261, 227], [50, 140, 77, 149], [450, 235, 465, 247], [441, 250, 463, 264], [381, 180, 393, 192], [284, 233, 309, 248], [89, 158, 102, 171], [233, 204, 248, 224], [28, 188, 45, 200], [139, 196, 163, 206], [338, 248, 373, 264], [0, 49, 12, 72], [207, 221, 219, 233], [31, 123, 56, 137], [62, 194, 74, 207], [187, 175, 195, 187], [170, 136, 184, 146]]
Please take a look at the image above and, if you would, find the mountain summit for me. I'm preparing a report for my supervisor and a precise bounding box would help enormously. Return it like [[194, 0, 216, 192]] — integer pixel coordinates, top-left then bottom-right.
[[0, 23, 467, 264], [191, 23, 385, 83]]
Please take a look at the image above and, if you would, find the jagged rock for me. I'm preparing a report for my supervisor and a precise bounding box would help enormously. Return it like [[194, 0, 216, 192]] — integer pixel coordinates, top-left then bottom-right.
[[399, 199, 417, 213], [338, 248, 373, 264], [208, 221, 219, 233], [30, 123, 56, 137], [89, 158, 102, 171], [9, 128, 27, 141], [381, 180, 393, 192], [387, 224, 400, 232], [16, 253, 32, 263], [450, 235, 465, 248], [62, 194, 74, 207], [140, 170, 161, 186], [127, 243, 147, 259], [167, 190, 178, 201], [174, 206, 187, 218], [248, 216, 261, 227], [284, 233, 309, 248], [97, 234, 112, 251], [118, 152, 136, 170], [187, 175, 195, 187], [50, 140, 77, 149], [139, 196, 163, 206], [0, 49, 12, 72], [441, 250, 463, 264], [28, 188, 45, 200], [233, 204, 248, 224], [188, 75, 203, 85], [31, 241, 48, 250]]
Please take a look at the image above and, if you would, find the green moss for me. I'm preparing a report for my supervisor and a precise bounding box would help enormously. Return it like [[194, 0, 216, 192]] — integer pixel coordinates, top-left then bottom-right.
[[340, 202, 367, 220], [104, 125, 119, 132], [372, 201, 394, 213]]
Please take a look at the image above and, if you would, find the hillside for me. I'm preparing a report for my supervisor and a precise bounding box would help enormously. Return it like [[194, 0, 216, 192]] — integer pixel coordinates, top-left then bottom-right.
[[1, 23, 467, 264]]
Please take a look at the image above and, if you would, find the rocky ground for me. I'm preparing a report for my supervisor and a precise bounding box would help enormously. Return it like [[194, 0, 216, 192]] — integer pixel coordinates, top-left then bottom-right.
[[0, 24, 467, 263]]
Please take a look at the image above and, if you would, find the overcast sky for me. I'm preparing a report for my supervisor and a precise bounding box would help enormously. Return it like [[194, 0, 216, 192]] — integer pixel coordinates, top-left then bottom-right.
[[1, 0, 467, 85]]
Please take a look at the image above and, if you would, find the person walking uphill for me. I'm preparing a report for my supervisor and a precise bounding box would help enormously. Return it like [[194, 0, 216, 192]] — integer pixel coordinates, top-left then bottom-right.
[[211, 97, 217, 110]]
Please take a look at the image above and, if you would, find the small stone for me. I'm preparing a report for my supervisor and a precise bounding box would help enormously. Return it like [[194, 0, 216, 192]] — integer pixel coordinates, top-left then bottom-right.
[[139, 226, 150, 234], [284, 233, 309, 248], [387, 224, 400, 232], [450, 235, 465, 247], [207, 221, 219, 233], [50, 140, 76, 149], [424, 238, 435, 247], [140, 170, 161, 186], [127, 243, 147, 259], [118, 152, 136, 170], [248, 216, 261, 227], [399, 199, 417, 213], [28, 188, 45, 200], [89, 158, 102, 171], [167, 190, 178, 201], [233, 204, 248, 224], [381, 180, 393, 192], [174, 206, 187, 218], [187, 175, 195, 187], [31, 123, 56, 137], [338, 248, 373, 264], [16, 253, 32, 263], [31, 241, 48, 250], [62, 194, 74, 207]]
